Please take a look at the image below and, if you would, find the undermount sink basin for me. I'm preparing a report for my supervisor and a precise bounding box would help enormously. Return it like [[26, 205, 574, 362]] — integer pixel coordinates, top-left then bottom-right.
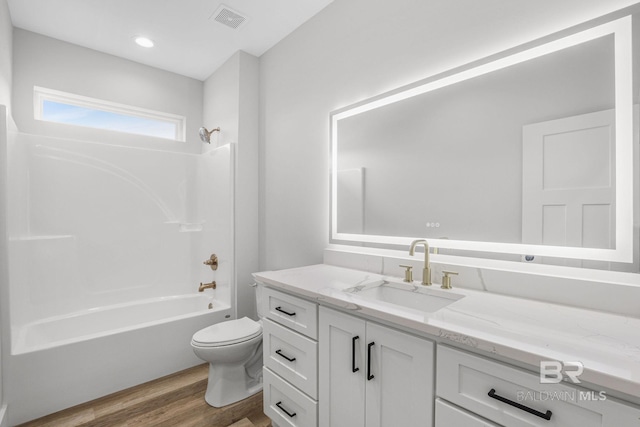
[[344, 280, 464, 313]]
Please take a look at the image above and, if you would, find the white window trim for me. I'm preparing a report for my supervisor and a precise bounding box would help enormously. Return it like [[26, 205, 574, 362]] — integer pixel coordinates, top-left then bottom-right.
[[33, 86, 186, 142]]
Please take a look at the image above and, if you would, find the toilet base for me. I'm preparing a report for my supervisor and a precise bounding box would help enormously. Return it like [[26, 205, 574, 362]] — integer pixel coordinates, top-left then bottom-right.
[[204, 362, 263, 407]]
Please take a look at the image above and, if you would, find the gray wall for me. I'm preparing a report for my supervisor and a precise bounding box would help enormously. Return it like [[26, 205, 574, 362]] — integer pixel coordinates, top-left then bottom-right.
[[203, 51, 260, 319], [12, 29, 203, 153], [0, 0, 11, 124], [0, 0, 10, 420], [258, 0, 640, 271], [0, 108, 6, 426]]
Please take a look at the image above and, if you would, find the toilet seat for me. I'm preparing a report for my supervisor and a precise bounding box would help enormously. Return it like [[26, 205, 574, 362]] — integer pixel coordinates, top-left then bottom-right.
[[192, 317, 262, 347]]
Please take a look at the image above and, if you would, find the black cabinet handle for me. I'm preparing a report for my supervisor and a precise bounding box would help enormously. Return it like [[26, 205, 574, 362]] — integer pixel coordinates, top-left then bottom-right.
[[352, 336, 360, 373], [367, 341, 375, 380], [275, 306, 296, 316], [275, 349, 296, 362], [488, 388, 552, 421], [275, 401, 296, 418]]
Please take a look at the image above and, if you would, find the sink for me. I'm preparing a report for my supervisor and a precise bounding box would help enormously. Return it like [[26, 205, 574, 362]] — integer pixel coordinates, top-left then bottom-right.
[[344, 280, 464, 313]]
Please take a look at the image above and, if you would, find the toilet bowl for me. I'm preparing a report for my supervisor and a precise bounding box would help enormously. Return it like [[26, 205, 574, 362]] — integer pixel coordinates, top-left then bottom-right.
[[191, 285, 265, 407]]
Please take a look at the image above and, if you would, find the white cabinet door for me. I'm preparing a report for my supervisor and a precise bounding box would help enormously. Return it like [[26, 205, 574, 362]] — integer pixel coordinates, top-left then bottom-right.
[[319, 306, 434, 427], [319, 306, 367, 427], [435, 398, 501, 426], [365, 321, 434, 427]]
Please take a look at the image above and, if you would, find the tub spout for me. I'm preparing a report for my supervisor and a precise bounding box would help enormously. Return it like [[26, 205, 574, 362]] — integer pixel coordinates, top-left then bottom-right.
[[199, 281, 217, 292]]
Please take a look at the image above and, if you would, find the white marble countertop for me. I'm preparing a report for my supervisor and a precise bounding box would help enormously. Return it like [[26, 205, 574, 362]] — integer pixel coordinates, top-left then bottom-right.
[[253, 263, 640, 399]]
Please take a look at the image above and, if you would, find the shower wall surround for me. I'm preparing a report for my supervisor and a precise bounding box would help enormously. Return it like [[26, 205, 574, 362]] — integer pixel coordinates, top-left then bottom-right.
[[7, 132, 233, 331], [4, 130, 236, 424]]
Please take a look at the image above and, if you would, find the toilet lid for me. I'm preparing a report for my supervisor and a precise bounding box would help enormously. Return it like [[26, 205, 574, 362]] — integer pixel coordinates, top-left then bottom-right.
[[192, 317, 262, 347]]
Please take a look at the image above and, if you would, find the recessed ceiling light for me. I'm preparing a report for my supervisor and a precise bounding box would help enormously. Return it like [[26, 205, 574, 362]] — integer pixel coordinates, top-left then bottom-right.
[[134, 36, 154, 48]]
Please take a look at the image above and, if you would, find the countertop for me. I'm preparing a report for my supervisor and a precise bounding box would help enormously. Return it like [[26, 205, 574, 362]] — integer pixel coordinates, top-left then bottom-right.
[[253, 263, 640, 399]]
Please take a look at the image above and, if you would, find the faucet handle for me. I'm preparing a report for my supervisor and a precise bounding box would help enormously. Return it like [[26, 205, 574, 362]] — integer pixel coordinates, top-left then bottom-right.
[[399, 264, 413, 283], [441, 271, 458, 289], [203, 254, 218, 271]]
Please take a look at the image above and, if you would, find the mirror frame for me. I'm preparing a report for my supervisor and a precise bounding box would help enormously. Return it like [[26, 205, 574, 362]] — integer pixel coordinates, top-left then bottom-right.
[[330, 16, 633, 263]]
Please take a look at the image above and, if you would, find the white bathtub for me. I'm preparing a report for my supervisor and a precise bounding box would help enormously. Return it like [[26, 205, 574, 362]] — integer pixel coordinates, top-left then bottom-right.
[[7, 294, 233, 425], [12, 293, 226, 354]]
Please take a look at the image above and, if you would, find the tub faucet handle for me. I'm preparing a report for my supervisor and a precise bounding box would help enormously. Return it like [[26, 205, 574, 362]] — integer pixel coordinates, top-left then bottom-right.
[[199, 281, 217, 292], [203, 254, 218, 271]]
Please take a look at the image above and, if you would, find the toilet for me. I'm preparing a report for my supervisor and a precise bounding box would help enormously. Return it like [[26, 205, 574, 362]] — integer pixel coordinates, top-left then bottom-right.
[[191, 285, 265, 407]]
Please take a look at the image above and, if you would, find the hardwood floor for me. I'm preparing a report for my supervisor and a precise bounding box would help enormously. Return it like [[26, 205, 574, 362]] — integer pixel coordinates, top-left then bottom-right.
[[18, 364, 271, 427]]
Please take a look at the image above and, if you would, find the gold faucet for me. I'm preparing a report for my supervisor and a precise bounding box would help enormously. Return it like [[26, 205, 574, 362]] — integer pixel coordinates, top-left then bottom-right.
[[199, 281, 217, 292], [441, 271, 458, 289], [203, 254, 218, 271], [409, 239, 431, 286]]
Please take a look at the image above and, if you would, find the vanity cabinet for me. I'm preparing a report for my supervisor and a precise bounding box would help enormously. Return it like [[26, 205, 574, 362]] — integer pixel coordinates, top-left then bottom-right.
[[255, 264, 640, 427], [436, 345, 640, 427], [318, 306, 434, 427], [260, 286, 319, 427]]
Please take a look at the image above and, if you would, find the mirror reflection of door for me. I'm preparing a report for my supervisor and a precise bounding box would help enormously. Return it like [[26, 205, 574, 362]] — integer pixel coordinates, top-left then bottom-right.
[[522, 109, 615, 268]]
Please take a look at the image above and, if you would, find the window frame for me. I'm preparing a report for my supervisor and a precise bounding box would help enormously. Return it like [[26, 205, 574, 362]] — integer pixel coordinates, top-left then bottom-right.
[[33, 86, 186, 142]]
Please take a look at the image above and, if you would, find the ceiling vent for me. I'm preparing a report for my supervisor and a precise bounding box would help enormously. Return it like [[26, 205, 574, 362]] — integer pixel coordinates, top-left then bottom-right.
[[210, 5, 248, 30]]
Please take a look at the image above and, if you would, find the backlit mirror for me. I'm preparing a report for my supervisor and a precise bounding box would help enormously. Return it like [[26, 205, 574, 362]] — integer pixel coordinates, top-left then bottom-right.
[[331, 16, 635, 267]]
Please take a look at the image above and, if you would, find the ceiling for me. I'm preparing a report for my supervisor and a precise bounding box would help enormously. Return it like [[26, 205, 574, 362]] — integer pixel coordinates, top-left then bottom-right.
[[7, 0, 334, 81]]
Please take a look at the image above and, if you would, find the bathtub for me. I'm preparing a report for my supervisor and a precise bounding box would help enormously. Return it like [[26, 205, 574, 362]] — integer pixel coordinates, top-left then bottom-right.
[[6, 293, 233, 425], [11, 293, 228, 354]]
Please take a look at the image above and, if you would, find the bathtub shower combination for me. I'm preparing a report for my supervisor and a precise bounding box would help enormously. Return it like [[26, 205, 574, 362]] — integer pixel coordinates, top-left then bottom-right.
[[5, 131, 235, 424]]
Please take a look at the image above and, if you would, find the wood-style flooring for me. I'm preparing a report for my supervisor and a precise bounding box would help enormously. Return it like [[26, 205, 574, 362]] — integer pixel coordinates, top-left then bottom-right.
[[18, 364, 271, 427]]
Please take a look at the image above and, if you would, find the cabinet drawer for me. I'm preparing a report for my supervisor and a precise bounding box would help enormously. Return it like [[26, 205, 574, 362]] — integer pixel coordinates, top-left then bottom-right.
[[263, 318, 318, 399], [262, 287, 318, 339], [437, 345, 640, 427], [264, 367, 317, 427], [435, 399, 500, 426]]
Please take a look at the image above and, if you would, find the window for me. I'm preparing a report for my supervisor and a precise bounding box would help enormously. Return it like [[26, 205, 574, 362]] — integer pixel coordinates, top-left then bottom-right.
[[34, 86, 186, 141]]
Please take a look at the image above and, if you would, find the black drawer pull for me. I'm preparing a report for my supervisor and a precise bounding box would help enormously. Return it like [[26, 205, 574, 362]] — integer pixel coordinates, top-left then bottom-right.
[[488, 388, 552, 421], [367, 341, 375, 380], [352, 336, 360, 373], [275, 349, 296, 362], [275, 306, 296, 316], [275, 401, 296, 418]]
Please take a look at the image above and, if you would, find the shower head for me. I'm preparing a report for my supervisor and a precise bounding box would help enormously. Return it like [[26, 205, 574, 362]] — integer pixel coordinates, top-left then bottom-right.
[[199, 126, 220, 143]]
